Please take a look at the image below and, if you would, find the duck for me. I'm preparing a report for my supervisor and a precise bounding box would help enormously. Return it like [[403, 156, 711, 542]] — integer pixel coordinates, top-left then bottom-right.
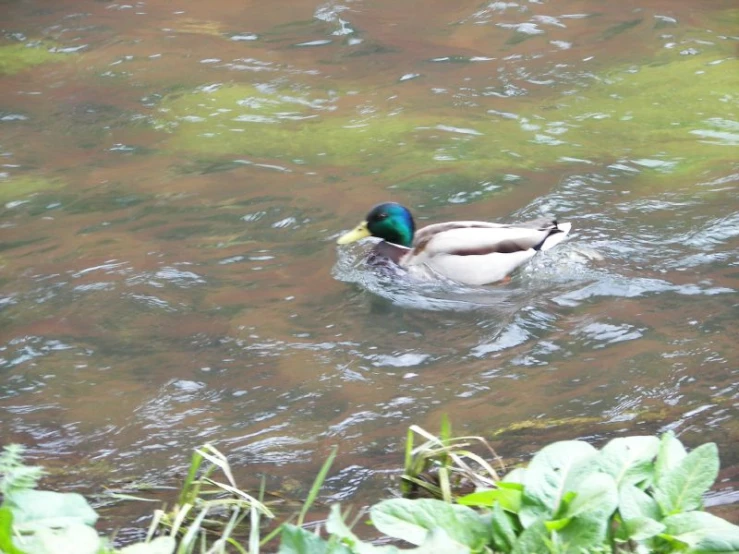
[[337, 202, 571, 286]]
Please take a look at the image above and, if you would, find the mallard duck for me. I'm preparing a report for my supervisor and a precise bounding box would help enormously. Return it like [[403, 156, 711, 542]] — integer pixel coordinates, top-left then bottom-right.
[[337, 202, 571, 286]]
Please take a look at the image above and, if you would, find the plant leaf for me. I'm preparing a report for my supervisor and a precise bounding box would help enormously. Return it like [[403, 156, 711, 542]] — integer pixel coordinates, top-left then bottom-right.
[[511, 520, 551, 554], [661, 511, 739, 552], [326, 505, 399, 554], [619, 483, 661, 522], [0, 507, 27, 554], [596, 436, 660, 488], [519, 440, 597, 527], [655, 431, 687, 484], [502, 467, 526, 484], [327, 505, 470, 554], [490, 502, 517, 552], [457, 489, 498, 507], [370, 498, 489, 550], [653, 443, 719, 516], [458, 486, 521, 513], [554, 472, 619, 550], [5, 489, 98, 528], [118, 537, 177, 554], [622, 516, 665, 541], [11, 522, 101, 554], [279, 524, 352, 554], [567, 474, 619, 520], [413, 528, 472, 554], [0, 445, 45, 496]]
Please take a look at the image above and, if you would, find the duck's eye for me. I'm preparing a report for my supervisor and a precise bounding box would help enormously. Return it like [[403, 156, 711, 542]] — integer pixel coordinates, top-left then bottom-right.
[[376, 213, 388, 220]]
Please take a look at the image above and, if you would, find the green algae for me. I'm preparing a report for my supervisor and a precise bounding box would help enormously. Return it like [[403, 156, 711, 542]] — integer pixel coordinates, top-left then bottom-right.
[[0, 42, 61, 75], [154, 47, 738, 189], [544, 54, 739, 176], [0, 175, 65, 203]]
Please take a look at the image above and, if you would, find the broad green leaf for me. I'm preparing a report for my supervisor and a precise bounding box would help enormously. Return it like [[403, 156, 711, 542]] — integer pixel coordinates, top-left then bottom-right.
[[622, 516, 665, 541], [327, 505, 470, 554], [498, 481, 524, 491], [490, 502, 517, 552], [0, 507, 27, 554], [457, 489, 497, 507], [413, 528, 472, 554], [11, 522, 100, 554], [511, 520, 551, 554], [326, 505, 398, 554], [619, 483, 661, 522], [554, 473, 619, 550], [118, 537, 177, 554], [6, 489, 98, 527], [279, 524, 352, 554], [662, 511, 739, 552], [557, 519, 605, 553], [596, 436, 660, 488], [519, 440, 597, 527], [655, 431, 688, 484], [370, 498, 489, 550], [502, 467, 526, 484], [564, 472, 618, 520], [653, 443, 719, 516], [458, 486, 521, 512]]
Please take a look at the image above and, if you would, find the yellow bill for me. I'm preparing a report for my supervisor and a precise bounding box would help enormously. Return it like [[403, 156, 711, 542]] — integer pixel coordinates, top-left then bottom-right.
[[337, 221, 371, 244]]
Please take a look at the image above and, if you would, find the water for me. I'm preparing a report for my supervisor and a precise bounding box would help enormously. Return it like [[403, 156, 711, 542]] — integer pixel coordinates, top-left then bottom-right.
[[1, 0, 738, 537]]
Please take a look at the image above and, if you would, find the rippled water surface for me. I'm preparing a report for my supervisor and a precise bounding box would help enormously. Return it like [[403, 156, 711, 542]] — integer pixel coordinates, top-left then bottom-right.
[[1, 0, 738, 536]]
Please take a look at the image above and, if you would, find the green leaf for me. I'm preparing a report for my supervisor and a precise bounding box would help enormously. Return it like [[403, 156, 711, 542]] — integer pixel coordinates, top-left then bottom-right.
[[544, 517, 571, 532], [0, 445, 45, 496], [413, 529, 472, 554], [326, 505, 397, 554], [661, 511, 739, 552], [327, 505, 470, 554], [0, 507, 27, 554], [11, 522, 101, 554], [279, 524, 352, 554], [653, 443, 719, 516], [554, 473, 619, 550], [6, 489, 99, 527], [596, 436, 660, 488], [655, 431, 688, 484], [490, 502, 517, 552], [622, 516, 665, 541], [503, 467, 526, 484], [564, 473, 618, 520], [519, 440, 597, 527], [458, 489, 498, 507], [118, 537, 177, 554], [512, 520, 552, 554], [458, 486, 521, 512], [370, 498, 489, 550], [619, 483, 661, 522]]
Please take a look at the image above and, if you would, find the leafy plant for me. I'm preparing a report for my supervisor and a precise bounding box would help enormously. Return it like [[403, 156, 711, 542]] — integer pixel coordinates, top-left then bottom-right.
[[1, 431, 738, 554], [290, 431, 738, 554], [417, 432, 738, 553]]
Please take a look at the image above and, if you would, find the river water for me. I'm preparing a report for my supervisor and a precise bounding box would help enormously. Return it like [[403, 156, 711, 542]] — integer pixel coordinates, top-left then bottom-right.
[[1, 0, 738, 538]]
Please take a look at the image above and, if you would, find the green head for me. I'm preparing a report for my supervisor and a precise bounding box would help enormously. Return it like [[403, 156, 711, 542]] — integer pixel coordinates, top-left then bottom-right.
[[337, 202, 415, 247]]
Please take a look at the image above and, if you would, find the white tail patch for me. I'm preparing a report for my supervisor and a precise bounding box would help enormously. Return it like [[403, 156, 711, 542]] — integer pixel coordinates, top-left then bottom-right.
[[539, 222, 572, 251]]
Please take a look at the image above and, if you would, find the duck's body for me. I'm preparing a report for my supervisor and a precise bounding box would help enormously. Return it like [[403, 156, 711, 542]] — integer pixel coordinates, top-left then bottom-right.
[[337, 203, 571, 286]]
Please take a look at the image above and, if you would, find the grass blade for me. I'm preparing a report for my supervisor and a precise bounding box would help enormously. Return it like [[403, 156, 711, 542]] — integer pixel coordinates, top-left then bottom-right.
[[297, 446, 337, 527]]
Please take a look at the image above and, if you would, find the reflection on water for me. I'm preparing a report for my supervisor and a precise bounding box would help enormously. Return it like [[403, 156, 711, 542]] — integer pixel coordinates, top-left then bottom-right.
[[1, 0, 738, 534]]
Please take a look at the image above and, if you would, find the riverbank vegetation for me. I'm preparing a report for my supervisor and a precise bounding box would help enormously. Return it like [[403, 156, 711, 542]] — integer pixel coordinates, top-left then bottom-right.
[[1, 424, 738, 554]]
